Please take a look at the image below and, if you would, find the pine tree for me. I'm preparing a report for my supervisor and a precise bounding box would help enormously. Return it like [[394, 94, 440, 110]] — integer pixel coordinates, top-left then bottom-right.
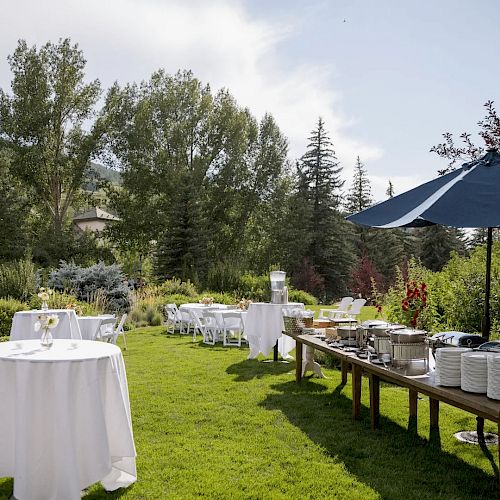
[[417, 226, 465, 271], [386, 180, 395, 198], [345, 156, 372, 214], [155, 174, 207, 284], [295, 118, 354, 298]]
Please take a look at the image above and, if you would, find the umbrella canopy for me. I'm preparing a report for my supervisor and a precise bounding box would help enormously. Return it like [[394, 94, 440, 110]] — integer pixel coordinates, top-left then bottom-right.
[[346, 148, 500, 339]]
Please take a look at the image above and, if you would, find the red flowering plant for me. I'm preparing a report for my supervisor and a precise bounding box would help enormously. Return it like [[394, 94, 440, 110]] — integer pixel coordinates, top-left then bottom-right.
[[401, 280, 428, 328], [384, 259, 437, 332]]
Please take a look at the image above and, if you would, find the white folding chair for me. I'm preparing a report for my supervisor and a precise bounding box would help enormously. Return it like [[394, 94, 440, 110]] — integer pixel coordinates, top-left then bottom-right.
[[190, 309, 206, 342], [329, 298, 366, 323], [201, 310, 220, 345], [220, 311, 245, 347], [98, 315, 117, 342], [321, 297, 354, 320], [111, 313, 128, 349], [165, 303, 182, 334], [179, 308, 194, 338]]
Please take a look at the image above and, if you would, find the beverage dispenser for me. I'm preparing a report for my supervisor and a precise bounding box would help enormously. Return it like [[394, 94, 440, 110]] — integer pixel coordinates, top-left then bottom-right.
[[270, 271, 287, 304]]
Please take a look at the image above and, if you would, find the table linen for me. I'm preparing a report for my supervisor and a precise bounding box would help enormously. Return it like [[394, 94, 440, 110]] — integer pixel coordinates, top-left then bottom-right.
[[0, 339, 136, 500], [10, 309, 82, 341], [78, 316, 114, 341], [245, 302, 304, 359]]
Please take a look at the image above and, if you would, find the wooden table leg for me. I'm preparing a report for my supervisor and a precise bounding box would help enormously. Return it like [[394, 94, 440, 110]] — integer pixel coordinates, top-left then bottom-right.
[[341, 359, 348, 384], [295, 340, 303, 383], [369, 373, 380, 430], [409, 390, 418, 419], [352, 363, 362, 421], [429, 397, 439, 428], [476, 416, 485, 442]]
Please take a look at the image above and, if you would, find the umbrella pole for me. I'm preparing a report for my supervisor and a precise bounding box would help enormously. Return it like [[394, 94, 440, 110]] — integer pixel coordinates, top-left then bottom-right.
[[482, 227, 493, 340]]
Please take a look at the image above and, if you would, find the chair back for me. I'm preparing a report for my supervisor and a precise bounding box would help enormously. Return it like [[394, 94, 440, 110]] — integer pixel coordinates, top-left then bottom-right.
[[201, 310, 219, 329], [348, 298, 366, 315], [190, 309, 204, 332], [165, 304, 178, 322], [221, 311, 243, 330], [337, 296, 354, 311], [111, 313, 127, 344]]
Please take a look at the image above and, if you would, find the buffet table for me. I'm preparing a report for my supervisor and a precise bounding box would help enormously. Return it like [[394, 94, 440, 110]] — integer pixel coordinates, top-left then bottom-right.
[[0, 339, 136, 499], [285, 331, 500, 478], [10, 309, 82, 341]]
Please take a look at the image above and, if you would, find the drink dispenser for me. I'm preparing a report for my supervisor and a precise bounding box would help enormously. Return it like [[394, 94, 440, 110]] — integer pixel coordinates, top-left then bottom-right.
[[270, 271, 287, 304]]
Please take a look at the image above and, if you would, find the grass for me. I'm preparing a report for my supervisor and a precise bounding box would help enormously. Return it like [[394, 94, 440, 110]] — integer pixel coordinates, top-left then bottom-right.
[[307, 304, 378, 323], [1, 325, 500, 499]]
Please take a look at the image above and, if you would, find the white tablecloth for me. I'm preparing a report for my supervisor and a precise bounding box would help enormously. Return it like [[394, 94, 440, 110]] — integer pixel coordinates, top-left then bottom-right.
[[245, 302, 304, 359], [10, 309, 82, 341], [0, 339, 136, 500], [78, 316, 114, 341]]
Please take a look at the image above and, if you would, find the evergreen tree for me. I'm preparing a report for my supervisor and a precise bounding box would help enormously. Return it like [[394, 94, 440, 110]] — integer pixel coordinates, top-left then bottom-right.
[[155, 174, 207, 283], [295, 118, 354, 298], [345, 156, 372, 214], [417, 225, 465, 271], [386, 180, 395, 198]]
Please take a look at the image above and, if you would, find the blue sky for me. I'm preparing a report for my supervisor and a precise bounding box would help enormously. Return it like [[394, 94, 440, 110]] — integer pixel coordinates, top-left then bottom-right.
[[1, 0, 499, 198]]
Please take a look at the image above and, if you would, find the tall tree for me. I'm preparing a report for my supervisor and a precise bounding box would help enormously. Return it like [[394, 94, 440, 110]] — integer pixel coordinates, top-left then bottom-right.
[[386, 179, 395, 198], [417, 226, 465, 271], [345, 156, 372, 214], [0, 39, 105, 237], [296, 118, 354, 298]]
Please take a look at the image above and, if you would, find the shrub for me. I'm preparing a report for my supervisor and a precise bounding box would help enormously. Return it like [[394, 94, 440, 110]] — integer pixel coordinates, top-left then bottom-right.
[[163, 294, 200, 307], [49, 261, 130, 312], [384, 259, 438, 332], [0, 298, 28, 337], [288, 289, 318, 305], [199, 291, 237, 305], [206, 260, 242, 292], [158, 278, 198, 298], [236, 273, 270, 302], [0, 259, 38, 301]]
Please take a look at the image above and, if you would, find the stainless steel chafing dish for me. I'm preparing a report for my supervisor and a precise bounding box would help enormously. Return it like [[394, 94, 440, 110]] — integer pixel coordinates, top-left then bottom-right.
[[389, 328, 429, 374], [337, 325, 357, 346]]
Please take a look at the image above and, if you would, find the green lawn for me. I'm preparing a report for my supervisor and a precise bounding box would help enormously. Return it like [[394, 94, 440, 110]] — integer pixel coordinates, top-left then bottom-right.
[[1, 326, 500, 499]]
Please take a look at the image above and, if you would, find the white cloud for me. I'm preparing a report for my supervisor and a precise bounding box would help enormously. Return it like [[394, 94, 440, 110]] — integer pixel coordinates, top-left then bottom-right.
[[0, 0, 382, 171]]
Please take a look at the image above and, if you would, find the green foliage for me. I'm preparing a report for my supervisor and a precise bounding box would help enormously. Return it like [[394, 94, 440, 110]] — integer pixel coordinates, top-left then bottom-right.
[[157, 279, 198, 298], [0, 259, 38, 301], [199, 291, 237, 305], [29, 291, 98, 316], [433, 245, 500, 334], [417, 226, 465, 272], [345, 156, 372, 214], [162, 294, 199, 307], [206, 260, 242, 293], [384, 259, 438, 332], [0, 38, 104, 237], [0, 298, 28, 337], [287, 289, 318, 305], [236, 273, 270, 302]]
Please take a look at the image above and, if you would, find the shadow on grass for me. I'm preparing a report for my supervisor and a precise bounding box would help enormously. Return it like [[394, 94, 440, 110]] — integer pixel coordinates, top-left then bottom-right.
[[260, 379, 500, 499], [226, 359, 294, 382]]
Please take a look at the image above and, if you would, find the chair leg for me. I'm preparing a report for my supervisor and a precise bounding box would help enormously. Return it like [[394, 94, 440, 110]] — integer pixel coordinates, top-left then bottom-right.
[[122, 331, 127, 350]]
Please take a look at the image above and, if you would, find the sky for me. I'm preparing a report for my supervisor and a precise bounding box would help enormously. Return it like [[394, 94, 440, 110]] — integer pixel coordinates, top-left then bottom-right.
[[1, 0, 500, 200]]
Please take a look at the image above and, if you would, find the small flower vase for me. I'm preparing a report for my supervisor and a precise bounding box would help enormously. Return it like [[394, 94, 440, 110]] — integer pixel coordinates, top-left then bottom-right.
[[40, 328, 53, 347], [41, 301, 49, 312]]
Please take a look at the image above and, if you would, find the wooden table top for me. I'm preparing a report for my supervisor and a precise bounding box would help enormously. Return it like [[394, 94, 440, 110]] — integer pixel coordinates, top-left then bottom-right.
[[287, 331, 500, 422]]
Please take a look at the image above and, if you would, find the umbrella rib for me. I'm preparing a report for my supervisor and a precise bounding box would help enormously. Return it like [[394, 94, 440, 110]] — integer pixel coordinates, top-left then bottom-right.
[[376, 165, 479, 228]]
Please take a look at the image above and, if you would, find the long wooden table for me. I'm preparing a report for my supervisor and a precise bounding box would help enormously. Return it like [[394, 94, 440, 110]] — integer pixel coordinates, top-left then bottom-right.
[[287, 331, 500, 473]]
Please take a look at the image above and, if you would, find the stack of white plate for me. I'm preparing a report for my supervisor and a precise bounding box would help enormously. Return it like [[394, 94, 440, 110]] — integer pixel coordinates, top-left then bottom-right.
[[435, 347, 471, 386], [487, 354, 500, 400], [461, 351, 489, 393]]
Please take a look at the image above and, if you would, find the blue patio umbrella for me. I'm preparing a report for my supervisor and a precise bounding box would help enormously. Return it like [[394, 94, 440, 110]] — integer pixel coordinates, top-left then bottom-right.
[[346, 148, 500, 339]]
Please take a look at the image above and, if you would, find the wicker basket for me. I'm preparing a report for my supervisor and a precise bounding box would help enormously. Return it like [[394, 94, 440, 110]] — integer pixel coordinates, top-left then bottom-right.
[[303, 317, 314, 328], [283, 316, 305, 336]]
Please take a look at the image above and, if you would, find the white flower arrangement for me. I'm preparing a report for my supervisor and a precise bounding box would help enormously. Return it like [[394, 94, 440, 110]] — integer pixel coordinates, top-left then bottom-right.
[[199, 296, 214, 306], [34, 314, 60, 332], [237, 299, 252, 310], [37, 287, 54, 302]]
